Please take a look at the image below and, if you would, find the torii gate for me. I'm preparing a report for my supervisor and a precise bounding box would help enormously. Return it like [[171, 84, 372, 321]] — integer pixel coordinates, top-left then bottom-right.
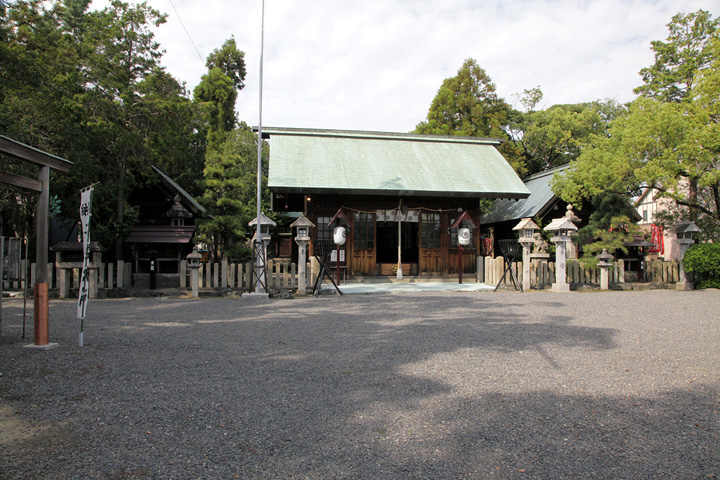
[[0, 135, 72, 348]]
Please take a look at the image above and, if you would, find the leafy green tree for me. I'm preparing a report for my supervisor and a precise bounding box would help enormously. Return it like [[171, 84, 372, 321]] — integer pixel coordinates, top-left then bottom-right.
[[1, 0, 202, 258], [137, 69, 204, 194], [507, 85, 626, 177], [193, 37, 247, 147], [0, 0, 87, 242], [554, 11, 720, 242], [193, 38, 254, 259], [198, 123, 269, 260], [575, 194, 644, 260], [581, 215, 646, 264], [206, 37, 247, 91], [415, 58, 512, 139], [415, 58, 521, 171], [635, 10, 719, 103], [513, 102, 611, 175], [683, 243, 720, 288]]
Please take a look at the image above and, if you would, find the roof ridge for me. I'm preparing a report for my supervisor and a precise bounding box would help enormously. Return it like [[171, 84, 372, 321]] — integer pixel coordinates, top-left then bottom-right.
[[256, 126, 502, 145], [522, 164, 570, 182]]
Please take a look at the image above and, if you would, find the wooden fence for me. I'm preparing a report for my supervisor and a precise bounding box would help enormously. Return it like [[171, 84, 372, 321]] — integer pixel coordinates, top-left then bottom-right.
[[2, 259, 313, 294], [480, 257, 680, 288], [180, 259, 312, 291], [4, 257, 681, 293]]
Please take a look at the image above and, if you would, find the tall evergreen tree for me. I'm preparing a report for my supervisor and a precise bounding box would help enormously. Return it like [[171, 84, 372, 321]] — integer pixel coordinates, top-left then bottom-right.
[[1, 0, 201, 257]]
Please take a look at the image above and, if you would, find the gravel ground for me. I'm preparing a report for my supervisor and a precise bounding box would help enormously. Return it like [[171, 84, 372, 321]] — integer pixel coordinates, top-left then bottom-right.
[[1, 289, 718, 480]]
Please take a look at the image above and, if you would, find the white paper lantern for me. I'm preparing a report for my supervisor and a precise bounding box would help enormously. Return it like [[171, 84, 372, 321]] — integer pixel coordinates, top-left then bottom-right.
[[458, 227, 471, 246], [333, 226, 347, 245]]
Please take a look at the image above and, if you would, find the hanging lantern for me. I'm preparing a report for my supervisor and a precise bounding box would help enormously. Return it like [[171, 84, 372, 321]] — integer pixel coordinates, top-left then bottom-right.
[[333, 226, 347, 246], [458, 227, 471, 246]]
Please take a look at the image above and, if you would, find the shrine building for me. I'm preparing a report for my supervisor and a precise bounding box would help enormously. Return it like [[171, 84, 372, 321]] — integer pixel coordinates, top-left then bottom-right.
[[263, 127, 530, 278]]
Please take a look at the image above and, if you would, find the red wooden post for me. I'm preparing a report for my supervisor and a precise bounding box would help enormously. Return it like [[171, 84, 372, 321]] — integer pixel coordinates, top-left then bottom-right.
[[458, 244, 463, 284], [335, 244, 341, 285]]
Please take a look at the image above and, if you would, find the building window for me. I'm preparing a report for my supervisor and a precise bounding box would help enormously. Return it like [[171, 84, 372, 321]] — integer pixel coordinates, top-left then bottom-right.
[[317, 216, 332, 243], [642, 210, 648, 222], [353, 212, 374, 249], [421, 213, 441, 249], [172, 218, 185, 226]]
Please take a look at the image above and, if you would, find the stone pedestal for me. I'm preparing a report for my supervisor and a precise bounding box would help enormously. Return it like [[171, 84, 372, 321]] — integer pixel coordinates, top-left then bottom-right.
[[521, 242, 532, 291], [599, 265, 610, 290], [190, 266, 200, 297], [596, 249, 613, 291], [296, 238, 310, 295], [544, 216, 578, 293], [552, 241, 570, 292], [672, 221, 701, 290], [676, 245, 693, 290]]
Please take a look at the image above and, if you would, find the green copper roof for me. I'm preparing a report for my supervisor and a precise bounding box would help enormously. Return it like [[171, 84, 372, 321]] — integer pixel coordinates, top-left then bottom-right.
[[263, 127, 530, 199], [478, 165, 569, 225]]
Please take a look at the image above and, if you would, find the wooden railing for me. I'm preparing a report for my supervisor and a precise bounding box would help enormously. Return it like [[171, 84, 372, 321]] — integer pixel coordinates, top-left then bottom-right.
[[3, 257, 681, 294], [478, 257, 680, 288]]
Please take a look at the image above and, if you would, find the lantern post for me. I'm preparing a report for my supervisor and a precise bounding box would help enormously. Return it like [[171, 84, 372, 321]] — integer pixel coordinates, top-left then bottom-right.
[[328, 208, 350, 285], [186, 248, 202, 297], [249, 213, 276, 294], [672, 221, 701, 290], [291, 215, 315, 295], [513, 218, 540, 291], [544, 217, 578, 292], [596, 248, 614, 290], [450, 211, 476, 284]]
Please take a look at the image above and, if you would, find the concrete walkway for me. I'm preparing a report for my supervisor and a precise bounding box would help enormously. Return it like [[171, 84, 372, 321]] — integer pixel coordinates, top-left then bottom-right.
[[320, 280, 496, 295]]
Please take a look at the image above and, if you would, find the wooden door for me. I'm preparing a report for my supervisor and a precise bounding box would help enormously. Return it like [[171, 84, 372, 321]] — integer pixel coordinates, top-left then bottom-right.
[[350, 211, 376, 275], [419, 212, 442, 275]]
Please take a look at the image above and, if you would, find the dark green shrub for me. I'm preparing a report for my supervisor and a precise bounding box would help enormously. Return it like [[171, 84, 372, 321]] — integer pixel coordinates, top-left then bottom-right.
[[683, 243, 720, 289]]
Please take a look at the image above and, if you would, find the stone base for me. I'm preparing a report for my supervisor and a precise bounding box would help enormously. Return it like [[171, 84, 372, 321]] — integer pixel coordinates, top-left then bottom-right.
[[551, 283, 571, 292], [676, 281, 694, 291], [24, 342, 59, 350], [242, 292, 270, 300]]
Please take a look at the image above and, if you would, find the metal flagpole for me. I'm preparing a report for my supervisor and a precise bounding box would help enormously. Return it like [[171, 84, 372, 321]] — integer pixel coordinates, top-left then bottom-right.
[[254, 0, 266, 294], [397, 200, 403, 280]]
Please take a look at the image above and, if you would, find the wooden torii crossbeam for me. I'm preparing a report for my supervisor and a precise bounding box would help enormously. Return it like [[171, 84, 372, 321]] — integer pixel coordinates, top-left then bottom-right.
[[0, 135, 72, 347]]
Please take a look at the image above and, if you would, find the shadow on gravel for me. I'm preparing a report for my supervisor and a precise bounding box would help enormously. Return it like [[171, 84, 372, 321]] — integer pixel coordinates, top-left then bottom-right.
[[1, 294, 718, 479]]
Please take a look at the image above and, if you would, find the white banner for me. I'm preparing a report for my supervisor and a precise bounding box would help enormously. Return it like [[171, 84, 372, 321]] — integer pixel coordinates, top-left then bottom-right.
[[375, 208, 419, 223], [77, 187, 93, 319]]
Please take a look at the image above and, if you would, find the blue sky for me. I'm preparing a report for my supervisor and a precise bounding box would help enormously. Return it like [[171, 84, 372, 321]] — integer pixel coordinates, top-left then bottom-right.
[[92, 0, 717, 132]]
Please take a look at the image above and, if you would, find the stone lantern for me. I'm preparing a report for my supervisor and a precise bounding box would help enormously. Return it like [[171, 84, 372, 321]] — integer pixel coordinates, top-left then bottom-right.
[[596, 248, 614, 290], [544, 217, 578, 292], [513, 218, 540, 291], [672, 221, 701, 290], [249, 213, 277, 294], [290, 215, 315, 295], [249, 212, 276, 245], [186, 248, 202, 298]]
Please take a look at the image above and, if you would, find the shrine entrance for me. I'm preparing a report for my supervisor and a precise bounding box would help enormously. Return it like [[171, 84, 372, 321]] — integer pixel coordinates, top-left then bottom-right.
[[376, 221, 418, 275], [0, 135, 72, 346]]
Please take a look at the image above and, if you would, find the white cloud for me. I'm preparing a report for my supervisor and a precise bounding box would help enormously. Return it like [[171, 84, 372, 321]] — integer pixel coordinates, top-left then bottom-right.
[[90, 0, 717, 132]]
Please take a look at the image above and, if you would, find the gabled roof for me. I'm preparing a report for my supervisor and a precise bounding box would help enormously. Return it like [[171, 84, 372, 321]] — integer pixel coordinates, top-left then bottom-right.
[[478, 165, 569, 225], [262, 127, 530, 199], [151, 165, 206, 217], [124, 225, 196, 244]]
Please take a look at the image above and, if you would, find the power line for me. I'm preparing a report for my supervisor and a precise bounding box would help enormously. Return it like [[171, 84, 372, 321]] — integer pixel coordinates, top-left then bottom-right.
[[167, 0, 204, 64]]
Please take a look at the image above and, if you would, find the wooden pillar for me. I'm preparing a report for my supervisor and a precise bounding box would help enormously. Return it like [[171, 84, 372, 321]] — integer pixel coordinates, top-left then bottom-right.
[[33, 166, 50, 346]]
